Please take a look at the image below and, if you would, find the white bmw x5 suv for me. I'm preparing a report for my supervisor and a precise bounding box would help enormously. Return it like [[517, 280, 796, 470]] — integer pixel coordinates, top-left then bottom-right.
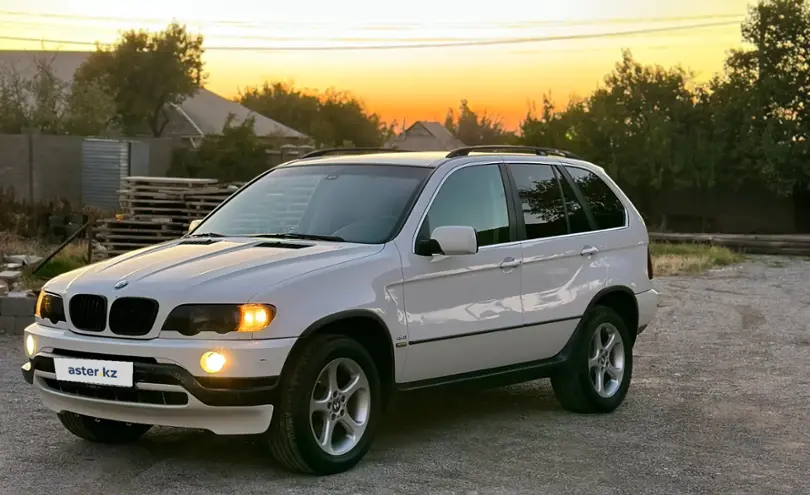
[[23, 145, 658, 475]]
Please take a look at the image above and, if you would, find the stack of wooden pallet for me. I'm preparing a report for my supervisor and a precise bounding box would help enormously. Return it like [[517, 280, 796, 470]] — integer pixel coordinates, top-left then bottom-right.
[[94, 177, 242, 258]]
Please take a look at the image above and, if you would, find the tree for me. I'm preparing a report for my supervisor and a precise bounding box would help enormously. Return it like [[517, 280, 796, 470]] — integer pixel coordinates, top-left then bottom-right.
[[723, 0, 810, 193], [0, 56, 67, 133], [239, 82, 392, 146], [168, 114, 269, 182], [444, 99, 515, 145], [0, 55, 112, 135], [75, 22, 205, 137]]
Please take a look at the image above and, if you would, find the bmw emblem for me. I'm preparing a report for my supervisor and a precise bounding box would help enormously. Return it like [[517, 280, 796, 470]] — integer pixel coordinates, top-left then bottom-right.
[[114, 280, 129, 290]]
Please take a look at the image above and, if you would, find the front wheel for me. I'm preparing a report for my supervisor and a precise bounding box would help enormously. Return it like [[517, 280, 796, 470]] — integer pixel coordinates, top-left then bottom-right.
[[267, 334, 381, 475], [57, 411, 152, 443], [551, 306, 633, 413]]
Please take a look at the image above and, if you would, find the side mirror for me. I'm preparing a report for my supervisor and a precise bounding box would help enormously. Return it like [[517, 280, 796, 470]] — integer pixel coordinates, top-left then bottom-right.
[[188, 219, 203, 233], [425, 226, 478, 256]]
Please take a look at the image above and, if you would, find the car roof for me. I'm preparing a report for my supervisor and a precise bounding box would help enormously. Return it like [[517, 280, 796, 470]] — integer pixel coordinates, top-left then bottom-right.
[[278, 147, 596, 170], [281, 151, 449, 168]]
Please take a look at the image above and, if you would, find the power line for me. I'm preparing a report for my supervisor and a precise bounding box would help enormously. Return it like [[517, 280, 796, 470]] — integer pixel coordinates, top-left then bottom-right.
[[0, 21, 741, 52], [0, 9, 744, 29]]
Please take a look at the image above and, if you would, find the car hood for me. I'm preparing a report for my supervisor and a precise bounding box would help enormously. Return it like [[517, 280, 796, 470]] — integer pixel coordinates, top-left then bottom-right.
[[45, 238, 383, 302]]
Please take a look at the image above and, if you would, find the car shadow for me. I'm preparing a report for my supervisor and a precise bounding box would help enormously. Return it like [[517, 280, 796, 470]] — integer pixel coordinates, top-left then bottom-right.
[[376, 381, 562, 444]]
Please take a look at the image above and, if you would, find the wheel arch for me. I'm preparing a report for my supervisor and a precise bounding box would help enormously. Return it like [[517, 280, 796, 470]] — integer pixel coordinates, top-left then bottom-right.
[[588, 286, 640, 343], [283, 309, 396, 404]]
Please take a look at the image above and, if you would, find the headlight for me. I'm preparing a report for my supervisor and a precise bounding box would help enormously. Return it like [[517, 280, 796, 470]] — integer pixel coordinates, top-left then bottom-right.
[[35, 291, 66, 324], [162, 304, 275, 336]]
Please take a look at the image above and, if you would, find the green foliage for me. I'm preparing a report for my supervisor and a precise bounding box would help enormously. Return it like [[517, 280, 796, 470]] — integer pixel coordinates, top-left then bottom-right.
[[75, 22, 206, 137], [444, 99, 515, 145], [517, 1, 810, 221], [168, 114, 270, 182], [239, 82, 392, 146], [0, 55, 112, 135]]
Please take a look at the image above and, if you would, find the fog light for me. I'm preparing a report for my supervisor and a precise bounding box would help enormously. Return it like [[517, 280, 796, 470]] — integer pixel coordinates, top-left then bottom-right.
[[25, 334, 36, 357], [200, 351, 226, 374]]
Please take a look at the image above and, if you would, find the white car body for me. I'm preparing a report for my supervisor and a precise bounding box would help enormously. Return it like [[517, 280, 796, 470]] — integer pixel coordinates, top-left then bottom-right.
[[23, 146, 658, 474]]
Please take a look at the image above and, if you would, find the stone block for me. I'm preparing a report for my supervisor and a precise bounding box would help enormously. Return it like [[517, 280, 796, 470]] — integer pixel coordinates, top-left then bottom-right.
[[0, 270, 21, 282], [4, 255, 42, 266], [0, 296, 36, 317], [0, 315, 14, 333], [13, 315, 34, 334]]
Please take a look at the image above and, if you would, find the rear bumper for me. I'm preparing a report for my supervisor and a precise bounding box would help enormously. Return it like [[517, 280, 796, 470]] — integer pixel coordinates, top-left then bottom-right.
[[635, 288, 659, 335]]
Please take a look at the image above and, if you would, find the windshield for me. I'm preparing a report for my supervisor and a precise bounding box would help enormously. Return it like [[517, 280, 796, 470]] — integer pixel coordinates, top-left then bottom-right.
[[192, 164, 431, 244]]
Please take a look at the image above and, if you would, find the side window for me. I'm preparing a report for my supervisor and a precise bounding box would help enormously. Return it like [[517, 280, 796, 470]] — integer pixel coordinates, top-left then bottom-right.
[[557, 172, 592, 234], [507, 164, 568, 239], [566, 167, 627, 230], [418, 164, 510, 247]]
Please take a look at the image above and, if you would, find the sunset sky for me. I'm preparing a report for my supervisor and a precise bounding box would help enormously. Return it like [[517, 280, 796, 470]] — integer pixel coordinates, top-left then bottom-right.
[[0, 0, 754, 129]]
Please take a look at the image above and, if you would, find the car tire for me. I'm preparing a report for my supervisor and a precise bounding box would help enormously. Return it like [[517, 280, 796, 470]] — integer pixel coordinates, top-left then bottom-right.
[[551, 305, 633, 414], [267, 333, 382, 475], [57, 412, 152, 443]]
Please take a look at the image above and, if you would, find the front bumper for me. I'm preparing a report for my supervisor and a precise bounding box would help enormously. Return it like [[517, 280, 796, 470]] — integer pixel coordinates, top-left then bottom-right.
[[21, 323, 297, 435]]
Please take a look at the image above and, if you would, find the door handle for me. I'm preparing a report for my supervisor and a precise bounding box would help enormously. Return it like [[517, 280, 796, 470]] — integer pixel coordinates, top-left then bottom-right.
[[500, 257, 522, 269], [580, 246, 599, 256]]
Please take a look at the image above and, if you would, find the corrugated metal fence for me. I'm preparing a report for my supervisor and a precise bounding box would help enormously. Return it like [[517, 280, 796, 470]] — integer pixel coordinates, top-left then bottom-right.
[[81, 139, 130, 212]]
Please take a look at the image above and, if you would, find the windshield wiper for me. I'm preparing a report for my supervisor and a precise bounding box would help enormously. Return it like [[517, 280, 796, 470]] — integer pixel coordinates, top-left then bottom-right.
[[248, 232, 346, 242]]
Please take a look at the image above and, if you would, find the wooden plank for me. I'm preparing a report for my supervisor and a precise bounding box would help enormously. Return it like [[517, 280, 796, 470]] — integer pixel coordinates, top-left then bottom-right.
[[650, 232, 810, 243]]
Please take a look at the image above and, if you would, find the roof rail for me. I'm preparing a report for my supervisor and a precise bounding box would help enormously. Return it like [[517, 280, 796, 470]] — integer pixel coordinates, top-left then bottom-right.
[[445, 145, 582, 160], [300, 147, 410, 159]]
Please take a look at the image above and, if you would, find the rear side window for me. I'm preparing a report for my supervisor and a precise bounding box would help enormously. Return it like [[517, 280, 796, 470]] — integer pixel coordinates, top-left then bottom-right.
[[565, 167, 627, 230], [507, 164, 568, 239], [557, 172, 592, 234]]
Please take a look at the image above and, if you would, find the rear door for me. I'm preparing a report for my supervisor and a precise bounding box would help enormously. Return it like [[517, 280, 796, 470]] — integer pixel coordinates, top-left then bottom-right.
[[558, 165, 637, 291], [504, 161, 608, 360]]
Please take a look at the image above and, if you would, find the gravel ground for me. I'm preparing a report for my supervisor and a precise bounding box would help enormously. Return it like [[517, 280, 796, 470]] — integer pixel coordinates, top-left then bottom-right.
[[1, 256, 809, 495]]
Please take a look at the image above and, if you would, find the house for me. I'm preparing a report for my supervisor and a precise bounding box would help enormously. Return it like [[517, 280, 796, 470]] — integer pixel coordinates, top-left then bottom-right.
[[385, 121, 465, 151], [0, 50, 310, 145]]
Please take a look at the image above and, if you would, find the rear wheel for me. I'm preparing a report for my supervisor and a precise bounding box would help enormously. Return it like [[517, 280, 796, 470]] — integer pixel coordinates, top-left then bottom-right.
[[552, 306, 633, 413], [57, 411, 152, 443], [267, 334, 381, 475]]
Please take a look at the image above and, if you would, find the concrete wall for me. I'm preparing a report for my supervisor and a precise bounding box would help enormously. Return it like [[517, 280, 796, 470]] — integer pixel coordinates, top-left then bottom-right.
[[0, 296, 35, 335], [0, 134, 178, 205]]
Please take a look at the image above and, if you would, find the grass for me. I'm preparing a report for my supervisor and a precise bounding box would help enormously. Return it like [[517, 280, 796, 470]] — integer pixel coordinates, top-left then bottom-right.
[[0, 234, 89, 291], [650, 241, 745, 276]]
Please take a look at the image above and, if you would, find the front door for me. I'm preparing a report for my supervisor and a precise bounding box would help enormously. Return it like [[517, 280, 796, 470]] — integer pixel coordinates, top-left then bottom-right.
[[399, 163, 524, 383]]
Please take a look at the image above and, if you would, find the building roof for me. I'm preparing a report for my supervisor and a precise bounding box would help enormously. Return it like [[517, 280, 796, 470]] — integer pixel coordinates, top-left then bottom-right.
[[385, 121, 466, 151], [0, 50, 309, 140]]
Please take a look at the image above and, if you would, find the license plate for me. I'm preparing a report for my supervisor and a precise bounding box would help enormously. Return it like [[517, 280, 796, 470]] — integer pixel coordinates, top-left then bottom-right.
[[53, 358, 134, 388]]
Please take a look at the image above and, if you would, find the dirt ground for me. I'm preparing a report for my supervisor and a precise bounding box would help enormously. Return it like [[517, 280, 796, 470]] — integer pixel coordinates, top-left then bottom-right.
[[1, 256, 809, 495]]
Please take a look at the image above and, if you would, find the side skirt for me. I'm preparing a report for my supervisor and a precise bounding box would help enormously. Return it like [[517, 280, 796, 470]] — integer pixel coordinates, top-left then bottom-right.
[[395, 314, 588, 393]]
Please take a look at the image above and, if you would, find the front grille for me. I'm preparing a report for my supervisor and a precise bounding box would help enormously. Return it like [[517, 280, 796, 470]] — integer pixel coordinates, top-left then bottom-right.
[[109, 298, 159, 336], [68, 295, 107, 332], [42, 378, 188, 406]]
